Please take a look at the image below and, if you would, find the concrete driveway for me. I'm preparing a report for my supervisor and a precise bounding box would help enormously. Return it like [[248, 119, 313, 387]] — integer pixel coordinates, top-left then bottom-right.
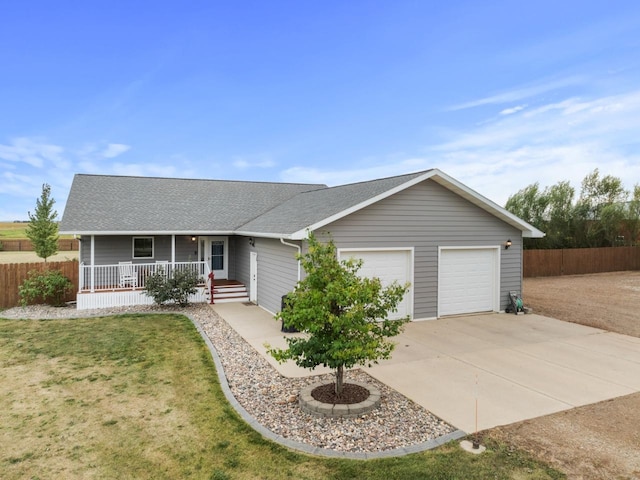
[[212, 303, 640, 434]]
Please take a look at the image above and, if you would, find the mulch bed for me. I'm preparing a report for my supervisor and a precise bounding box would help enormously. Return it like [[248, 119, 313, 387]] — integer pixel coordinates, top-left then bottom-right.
[[311, 382, 370, 404]]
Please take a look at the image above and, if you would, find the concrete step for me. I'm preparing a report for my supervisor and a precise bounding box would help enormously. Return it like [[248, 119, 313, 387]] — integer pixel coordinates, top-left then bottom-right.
[[214, 296, 250, 304], [207, 282, 249, 303], [213, 286, 247, 294], [214, 291, 248, 298]]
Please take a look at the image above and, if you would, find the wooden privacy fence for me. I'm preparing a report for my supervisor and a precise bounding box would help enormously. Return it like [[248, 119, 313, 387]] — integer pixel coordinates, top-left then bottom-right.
[[0, 261, 79, 308], [0, 239, 79, 252], [524, 246, 640, 277]]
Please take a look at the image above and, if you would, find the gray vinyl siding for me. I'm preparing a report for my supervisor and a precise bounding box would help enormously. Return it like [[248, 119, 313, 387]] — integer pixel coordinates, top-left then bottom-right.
[[254, 237, 300, 314], [80, 235, 202, 264], [322, 180, 522, 319], [231, 236, 252, 286]]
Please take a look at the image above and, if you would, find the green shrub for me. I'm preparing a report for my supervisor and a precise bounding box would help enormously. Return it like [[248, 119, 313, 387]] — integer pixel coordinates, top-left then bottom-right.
[[144, 268, 199, 307], [19, 269, 74, 307]]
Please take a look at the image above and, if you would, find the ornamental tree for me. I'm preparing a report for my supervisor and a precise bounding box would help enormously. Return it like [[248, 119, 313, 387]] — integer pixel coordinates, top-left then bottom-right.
[[268, 232, 410, 396], [26, 184, 59, 262]]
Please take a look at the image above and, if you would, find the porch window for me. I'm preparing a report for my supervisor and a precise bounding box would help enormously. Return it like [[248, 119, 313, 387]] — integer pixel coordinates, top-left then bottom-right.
[[133, 237, 154, 259]]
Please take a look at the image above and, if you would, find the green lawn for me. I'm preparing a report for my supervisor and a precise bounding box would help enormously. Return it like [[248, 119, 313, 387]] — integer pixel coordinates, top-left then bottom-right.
[[0, 313, 565, 479]]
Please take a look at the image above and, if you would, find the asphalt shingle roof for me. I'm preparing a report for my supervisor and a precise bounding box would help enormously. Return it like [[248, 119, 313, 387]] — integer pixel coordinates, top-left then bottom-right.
[[60, 169, 544, 238], [237, 170, 429, 235], [59, 174, 326, 234]]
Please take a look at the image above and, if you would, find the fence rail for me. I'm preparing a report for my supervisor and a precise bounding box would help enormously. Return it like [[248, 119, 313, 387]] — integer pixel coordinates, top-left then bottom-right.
[[0, 260, 210, 309], [0, 239, 79, 252], [79, 261, 209, 292], [524, 246, 640, 277], [0, 261, 79, 308]]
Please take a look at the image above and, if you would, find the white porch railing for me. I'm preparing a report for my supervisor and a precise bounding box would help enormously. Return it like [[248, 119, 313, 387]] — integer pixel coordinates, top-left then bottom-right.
[[79, 261, 211, 292]]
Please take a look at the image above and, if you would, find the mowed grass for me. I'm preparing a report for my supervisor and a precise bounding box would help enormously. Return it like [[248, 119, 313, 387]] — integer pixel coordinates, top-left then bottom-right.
[[0, 313, 565, 480]]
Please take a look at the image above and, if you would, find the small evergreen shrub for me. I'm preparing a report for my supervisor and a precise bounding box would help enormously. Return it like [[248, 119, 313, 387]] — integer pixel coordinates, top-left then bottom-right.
[[19, 269, 74, 307], [144, 268, 199, 307]]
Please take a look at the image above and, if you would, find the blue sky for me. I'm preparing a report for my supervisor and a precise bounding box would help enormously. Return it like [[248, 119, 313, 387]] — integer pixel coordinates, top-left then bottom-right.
[[2, 1, 640, 220]]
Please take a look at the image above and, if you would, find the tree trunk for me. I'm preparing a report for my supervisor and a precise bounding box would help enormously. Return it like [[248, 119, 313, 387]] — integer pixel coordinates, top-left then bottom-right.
[[335, 365, 344, 396]]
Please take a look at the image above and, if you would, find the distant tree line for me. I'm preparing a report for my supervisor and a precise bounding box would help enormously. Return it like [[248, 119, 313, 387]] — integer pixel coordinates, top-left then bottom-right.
[[505, 169, 640, 249]]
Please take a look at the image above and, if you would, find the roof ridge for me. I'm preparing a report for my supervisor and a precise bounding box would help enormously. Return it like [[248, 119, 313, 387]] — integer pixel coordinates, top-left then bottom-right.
[[325, 169, 433, 189], [74, 173, 327, 188]]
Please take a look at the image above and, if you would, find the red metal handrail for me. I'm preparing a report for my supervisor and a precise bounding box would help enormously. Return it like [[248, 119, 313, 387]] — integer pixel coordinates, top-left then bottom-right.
[[208, 271, 215, 304]]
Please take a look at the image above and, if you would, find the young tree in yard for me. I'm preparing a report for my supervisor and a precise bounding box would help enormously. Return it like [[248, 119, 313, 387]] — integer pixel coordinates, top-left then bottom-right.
[[26, 184, 59, 262], [268, 232, 410, 396]]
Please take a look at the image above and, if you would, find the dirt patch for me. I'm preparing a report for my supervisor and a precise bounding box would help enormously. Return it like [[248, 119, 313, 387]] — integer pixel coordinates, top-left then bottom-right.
[[486, 271, 640, 480], [523, 271, 640, 337]]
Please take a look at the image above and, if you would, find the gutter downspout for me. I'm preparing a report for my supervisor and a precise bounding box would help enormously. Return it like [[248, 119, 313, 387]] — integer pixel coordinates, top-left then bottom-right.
[[280, 238, 301, 282]]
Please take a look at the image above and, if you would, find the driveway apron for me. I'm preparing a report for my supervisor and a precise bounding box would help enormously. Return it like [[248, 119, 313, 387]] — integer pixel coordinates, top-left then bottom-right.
[[213, 303, 640, 434]]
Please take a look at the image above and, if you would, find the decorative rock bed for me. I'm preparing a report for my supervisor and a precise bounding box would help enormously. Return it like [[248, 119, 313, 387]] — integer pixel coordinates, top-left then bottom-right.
[[300, 381, 381, 418]]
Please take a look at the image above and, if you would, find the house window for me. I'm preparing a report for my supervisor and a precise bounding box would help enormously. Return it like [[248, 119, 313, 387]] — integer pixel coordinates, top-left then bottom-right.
[[133, 237, 154, 259]]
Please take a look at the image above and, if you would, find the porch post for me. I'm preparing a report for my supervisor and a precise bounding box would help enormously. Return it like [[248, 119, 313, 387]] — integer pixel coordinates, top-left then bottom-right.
[[171, 235, 176, 265], [77, 236, 83, 291], [90, 235, 95, 293]]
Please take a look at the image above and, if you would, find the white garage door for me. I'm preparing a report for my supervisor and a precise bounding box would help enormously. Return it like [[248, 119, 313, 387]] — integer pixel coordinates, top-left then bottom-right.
[[439, 248, 499, 316], [339, 249, 412, 320]]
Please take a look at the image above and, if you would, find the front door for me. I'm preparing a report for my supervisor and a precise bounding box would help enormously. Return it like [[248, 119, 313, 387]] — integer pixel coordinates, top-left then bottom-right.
[[201, 236, 228, 279]]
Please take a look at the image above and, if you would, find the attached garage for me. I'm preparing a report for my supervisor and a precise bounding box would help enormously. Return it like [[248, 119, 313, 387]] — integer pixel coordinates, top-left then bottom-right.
[[338, 248, 413, 320], [438, 247, 500, 317]]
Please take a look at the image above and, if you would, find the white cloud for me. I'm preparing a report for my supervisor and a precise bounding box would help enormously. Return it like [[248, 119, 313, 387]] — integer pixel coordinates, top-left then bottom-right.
[[0, 171, 40, 196], [426, 89, 640, 205], [499, 105, 527, 115], [448, 76, 584, 111], [281, 158, 432, 186], [233, 157, 276, 169], [101, 143, 131, 158], [0, 137, 64, 168], [283, 88, 640, 207]]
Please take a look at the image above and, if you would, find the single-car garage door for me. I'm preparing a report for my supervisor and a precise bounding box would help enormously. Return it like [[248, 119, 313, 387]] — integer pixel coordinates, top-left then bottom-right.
[[339, 249, 413, 320], [439, 247, 499, 316]]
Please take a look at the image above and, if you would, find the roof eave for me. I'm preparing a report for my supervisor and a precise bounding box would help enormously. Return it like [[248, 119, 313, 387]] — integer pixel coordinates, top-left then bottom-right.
[[234, 230, 296, 240], [289, 170, 441, 239], [428, 170, 547, 237], [290, 168, 546, 239], [60, 230, 236, 236]]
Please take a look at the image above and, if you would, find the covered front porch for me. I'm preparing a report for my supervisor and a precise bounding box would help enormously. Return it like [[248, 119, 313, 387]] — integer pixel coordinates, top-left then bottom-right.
[[75, 234, 249, 310]]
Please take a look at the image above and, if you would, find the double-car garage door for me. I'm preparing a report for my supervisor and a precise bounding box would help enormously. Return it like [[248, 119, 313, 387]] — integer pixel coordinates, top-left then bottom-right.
[[340, 247, 500, 320]]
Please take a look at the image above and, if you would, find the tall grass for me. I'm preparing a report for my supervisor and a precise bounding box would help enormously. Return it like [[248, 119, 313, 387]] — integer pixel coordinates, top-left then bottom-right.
[[0, 221, 73, 240]]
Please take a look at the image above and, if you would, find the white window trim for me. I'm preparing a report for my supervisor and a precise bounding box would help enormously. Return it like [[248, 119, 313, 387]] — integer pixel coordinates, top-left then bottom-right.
[[132, 236, 155, 259]]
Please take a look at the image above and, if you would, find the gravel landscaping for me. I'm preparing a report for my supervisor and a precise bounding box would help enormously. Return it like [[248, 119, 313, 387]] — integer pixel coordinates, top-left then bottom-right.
[[1, 303, 456, 455]]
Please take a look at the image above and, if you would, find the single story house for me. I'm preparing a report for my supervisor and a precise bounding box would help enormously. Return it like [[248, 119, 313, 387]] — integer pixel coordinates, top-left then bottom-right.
[[59, 169, 544, 318]]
